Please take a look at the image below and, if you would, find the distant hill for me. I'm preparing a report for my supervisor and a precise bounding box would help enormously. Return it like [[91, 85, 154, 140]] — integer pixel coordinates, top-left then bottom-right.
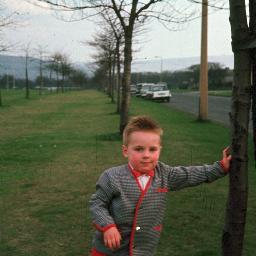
[[0, 54, 40, 80], [131, 55, 234, 73], [0, 54, 92, 80], [0, 54, 233, 80]]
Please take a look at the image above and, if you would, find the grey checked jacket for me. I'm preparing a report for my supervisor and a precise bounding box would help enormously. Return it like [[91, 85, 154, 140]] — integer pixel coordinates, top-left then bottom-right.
[[89, 161, 226, 256]]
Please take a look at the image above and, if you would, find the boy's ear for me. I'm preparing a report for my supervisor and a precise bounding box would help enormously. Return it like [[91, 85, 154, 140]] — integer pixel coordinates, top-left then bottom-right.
[[122, 145, 128, 158]]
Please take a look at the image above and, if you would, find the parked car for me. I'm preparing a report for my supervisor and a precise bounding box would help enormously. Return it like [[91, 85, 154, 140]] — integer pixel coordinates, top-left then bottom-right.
[[146, 84, 171, 102], [136, 83, 155, 97], [130, 84, 137, 95]]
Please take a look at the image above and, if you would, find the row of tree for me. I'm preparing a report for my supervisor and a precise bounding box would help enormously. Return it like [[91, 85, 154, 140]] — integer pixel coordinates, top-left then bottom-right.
[[0, 51, 89, 106], [33, 1, 255, 256], [2, 1, 256, 255], [131, 63, 233, 89]]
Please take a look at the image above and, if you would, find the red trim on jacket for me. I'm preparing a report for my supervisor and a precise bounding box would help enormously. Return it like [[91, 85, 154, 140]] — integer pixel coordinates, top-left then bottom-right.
[[128, 163, 155, 177], [90, 248, 106, 256], [156, 187, 169, 193], [129, 175, 152, 256], [153, 224, 163, 232], [93, 223, 117, 232]]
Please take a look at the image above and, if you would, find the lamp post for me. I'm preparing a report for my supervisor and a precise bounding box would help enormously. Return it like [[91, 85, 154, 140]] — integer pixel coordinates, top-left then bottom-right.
[[155, 56, 163, 82], [199, 0, 208, 120]]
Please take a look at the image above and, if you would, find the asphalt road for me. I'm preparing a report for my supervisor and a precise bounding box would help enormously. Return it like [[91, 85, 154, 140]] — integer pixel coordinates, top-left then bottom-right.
[[166, 92, 253, 133], [166, 92, 232, 127]]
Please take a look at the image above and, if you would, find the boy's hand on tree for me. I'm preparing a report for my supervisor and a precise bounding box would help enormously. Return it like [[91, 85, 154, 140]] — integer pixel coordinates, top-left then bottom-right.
[[104, 226, 121, 250], [220, 147, 232, 172]]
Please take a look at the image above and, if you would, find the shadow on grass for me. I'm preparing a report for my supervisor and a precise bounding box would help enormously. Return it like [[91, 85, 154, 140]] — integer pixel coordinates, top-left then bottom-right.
[[0, 104, 11, 109], [96, 132, 121, 142], [108, 111, 120, 115], [105, 101, 116, 105], [195, 118, 212, 124]]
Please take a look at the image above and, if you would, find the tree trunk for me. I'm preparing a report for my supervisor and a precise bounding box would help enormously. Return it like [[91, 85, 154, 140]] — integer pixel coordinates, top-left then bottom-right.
[[108, 55, 112, 98], [39, 58, 43, 95], [25, 56, 29, 99], [222, 1, 251, 254], [252, 51, 256, 165], [119, 29, 132, 134], [250, 0, 256, 165], [111, 53, 116, 103], [0, 89, 2, 107], [116, 39, 121, 114], [56, 70, 60, 93], [61, 73, 64, 93]]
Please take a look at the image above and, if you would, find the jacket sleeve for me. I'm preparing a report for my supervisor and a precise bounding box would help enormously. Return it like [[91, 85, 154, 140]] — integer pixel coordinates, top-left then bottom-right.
[[164, 161, 227, 191], [89, 171, 116, 232]]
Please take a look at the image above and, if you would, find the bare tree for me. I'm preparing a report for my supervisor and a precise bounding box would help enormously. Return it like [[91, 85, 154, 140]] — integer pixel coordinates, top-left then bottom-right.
[[98, 10, 125, 112], [250, 0, 256, 166], [53, 53, 62, 92], [0, 2, 17, 52], [87, 29, 116, 101], [222, 0, 255, 255], [59, 54, 72, 92], [32, 0, 194, 133], [0, 1, 19, 106], [23, 43, 32, 99], [69, 68, 87, 88], [35, 44, 48, 95]]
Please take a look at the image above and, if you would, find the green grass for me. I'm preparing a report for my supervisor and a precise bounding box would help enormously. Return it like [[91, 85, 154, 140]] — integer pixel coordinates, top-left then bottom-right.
[[0, 90, 255, 256], [171, 89, 232, 97], [208, 90, 232, 97]]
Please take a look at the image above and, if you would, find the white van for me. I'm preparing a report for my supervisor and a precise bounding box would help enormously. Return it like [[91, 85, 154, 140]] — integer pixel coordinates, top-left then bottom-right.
[[146, 84, 171, 102], [136, 83, 155, 97]]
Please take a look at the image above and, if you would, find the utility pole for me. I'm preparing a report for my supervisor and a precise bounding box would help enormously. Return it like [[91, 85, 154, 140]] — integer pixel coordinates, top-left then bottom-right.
[[160, 57, 163, 82], [12, 69, 16, 89], [199, 0, 208, 120], [155, 56, 163, 82], [6, 70, 9, 91]]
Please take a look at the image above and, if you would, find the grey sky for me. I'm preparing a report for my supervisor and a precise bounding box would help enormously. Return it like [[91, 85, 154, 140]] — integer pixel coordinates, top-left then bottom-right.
[[4, 0, 232, 63]]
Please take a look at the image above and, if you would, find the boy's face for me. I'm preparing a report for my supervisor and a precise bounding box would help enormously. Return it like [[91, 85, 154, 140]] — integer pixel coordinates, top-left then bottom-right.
[[122, 131, 161, 174]]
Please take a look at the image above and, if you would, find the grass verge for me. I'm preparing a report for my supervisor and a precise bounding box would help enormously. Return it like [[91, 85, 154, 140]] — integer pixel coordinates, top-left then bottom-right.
[[0, 90, 254, 256]]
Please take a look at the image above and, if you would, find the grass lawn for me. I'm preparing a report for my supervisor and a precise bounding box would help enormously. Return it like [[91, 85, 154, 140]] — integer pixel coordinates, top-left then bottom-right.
[[171, 89, 232, 97], [208, 90, 232, 97], [0, 89, 255, 256]]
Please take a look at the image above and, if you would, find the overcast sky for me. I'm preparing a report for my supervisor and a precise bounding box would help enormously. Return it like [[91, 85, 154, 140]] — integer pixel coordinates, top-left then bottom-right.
[[3, 0, 233, 63]]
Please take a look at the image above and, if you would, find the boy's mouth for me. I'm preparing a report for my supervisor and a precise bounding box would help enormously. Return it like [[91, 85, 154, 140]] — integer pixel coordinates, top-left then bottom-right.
[[141, 161, 152, 165]]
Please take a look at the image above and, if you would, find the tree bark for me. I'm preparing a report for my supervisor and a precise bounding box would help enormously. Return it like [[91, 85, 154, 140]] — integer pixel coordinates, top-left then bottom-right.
[[249, 0, 256, 165], [111, 52, 116, 103], [252, 51, 256, 165], [119, 28, 132, 134], [222, 1, 251, 254], [199, 0, 208, 120], [25, 55, 29, 99], [39, 57, 43, 95], [116, 39, 121, 113], [56, 68, 60, 93], [0, 89, 2, 107]]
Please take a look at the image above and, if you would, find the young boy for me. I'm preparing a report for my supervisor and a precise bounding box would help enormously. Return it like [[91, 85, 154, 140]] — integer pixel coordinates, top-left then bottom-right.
[[89, 116, 231, 256]]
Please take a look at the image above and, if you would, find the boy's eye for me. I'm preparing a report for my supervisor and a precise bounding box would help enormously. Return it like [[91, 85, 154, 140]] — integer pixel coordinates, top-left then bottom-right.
[[150, 147, 158, 152], [134, 147, 144, 152]]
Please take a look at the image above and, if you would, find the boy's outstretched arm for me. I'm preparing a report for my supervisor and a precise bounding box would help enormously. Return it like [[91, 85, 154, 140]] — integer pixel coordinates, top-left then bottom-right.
[[220, 146, 232, 173], [163, 147, 232, 191]]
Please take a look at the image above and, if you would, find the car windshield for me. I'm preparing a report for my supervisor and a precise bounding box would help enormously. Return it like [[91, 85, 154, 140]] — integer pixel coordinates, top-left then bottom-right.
[[152, 86, 167, 91], [142, 86, 151, 90]]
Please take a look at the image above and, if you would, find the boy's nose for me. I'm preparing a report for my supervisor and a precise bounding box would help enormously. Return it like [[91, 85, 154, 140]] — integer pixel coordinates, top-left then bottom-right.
[[142, 150, 150, 157]]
